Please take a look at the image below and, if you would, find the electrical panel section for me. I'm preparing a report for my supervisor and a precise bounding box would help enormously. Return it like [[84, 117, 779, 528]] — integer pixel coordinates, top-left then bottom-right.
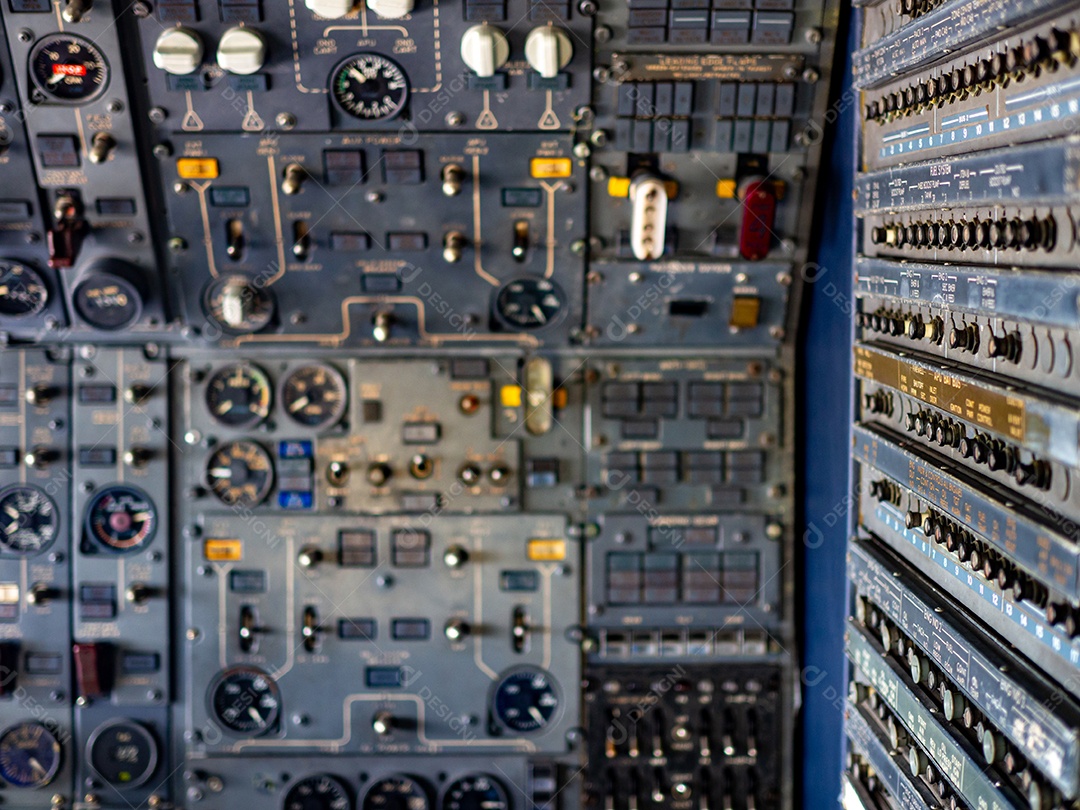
[[0, 0, 839, 804], [845, 1, 1080, 809]]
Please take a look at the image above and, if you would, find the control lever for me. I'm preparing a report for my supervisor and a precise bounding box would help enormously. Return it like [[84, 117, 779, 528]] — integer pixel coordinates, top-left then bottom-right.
[[511, 605, 530, 653], [302, 605, 321, 652], [629, 173, 669, 261], [62, 0, 91, 22], [48, 192, 87, 269]]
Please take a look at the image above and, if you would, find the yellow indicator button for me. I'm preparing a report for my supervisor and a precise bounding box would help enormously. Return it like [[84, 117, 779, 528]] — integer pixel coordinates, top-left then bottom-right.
[[716, 179, 737, 199], [552, 388, 567, 409], [500, 385, 523, 408], [527, 538, 566, 561], [530, 157, 572, 179], [729, 295, 762, 329], [204, 538, 242, 561], [608, 177, 631, 198], [0, 583, 18, 604], [177, 158, 220, 180]]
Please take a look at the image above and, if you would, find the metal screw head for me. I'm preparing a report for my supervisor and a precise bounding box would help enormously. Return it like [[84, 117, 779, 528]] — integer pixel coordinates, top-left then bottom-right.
[[168, 237, 188, 252], [366, 191, 384, 203], [573, 142, 591, 159], [805, 27, 823, 44], [106, 100, 124, 114], [152, 143, 173, 159], [132, 1, 152, 17], [17, 29, 33, 43], [275, 112, 297, 129], [186, 627, 199, 641], [446, 111, 466, 127], [148, 107, 167, 124]]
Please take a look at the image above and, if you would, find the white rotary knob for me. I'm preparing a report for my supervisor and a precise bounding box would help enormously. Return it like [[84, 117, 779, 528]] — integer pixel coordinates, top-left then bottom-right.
[[524, 26, 572, 79], [304, 0, 355, 17], [152, 28, 204, 76], [216, 28, 266, 75], [367, 0, 415, 18], [460, 24, 510, 77]]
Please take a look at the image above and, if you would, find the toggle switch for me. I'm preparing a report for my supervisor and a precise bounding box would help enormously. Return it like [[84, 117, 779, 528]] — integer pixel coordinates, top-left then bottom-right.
[[282, 163, 307, 195], [524, 26, 573, 79], [25, 384, 55, 407], [444, 617, 471, 641], [124, 582, 153, 605], [737, 178, 777, 261], [226, 219, 245, 262], [460, 24, 510, 77], [372, 710, 397, 736], [443, 231, 466, 263], [512, 220, 529, 262], [88, 133, 116, 165], [62, 0, 92, 22], [73, 641, 113, 703], [293, 221, 312, 260], [441, 164, 464, 197], [123, 447, 152, 469], [443, 545, 469, 568]]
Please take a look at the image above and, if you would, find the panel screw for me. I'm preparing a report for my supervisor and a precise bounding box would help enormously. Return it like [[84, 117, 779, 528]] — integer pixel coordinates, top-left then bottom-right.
[[148, 107, 167, 124], [17, 30, 33, 43], [275, 112, 297, 129], [106, 100, 124, 114], [446, 111, 465, 127]]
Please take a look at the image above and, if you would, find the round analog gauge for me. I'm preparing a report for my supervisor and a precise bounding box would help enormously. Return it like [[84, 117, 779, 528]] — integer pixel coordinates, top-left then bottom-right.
[[29, 34, 109, 104], [0, 485, 58, 555], [284, 774, 353, 810], [87, 720, 158, 788], [492, 668, 560, 733], [362, 776, 430, 810], [205, 440, 274, 507], [281, 364, 347, 429], [331, 54, 410, 121], [205, 362, 273, 428], [442, 775, 509, 810], [203, 274, 275, 335], [209, 666, 281, 737], [73, 273, 142, 331], [493, 278, 566, 331], [84, 485, 157, 553], [0, 722, 62, 789], [0, 261, 48, 318]]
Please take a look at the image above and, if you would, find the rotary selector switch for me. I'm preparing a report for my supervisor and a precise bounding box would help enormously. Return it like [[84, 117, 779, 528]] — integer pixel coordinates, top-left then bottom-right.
[[368, 0, 415, 17], [153, 28, 204, 75], [461, 24, 510, 77], [305, 0, 355, 16], [524, 26, 573, 78], [216, 27, 266, 75]]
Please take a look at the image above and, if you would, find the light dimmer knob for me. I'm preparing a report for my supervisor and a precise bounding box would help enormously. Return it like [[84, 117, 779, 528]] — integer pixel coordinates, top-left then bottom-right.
[[153, 28, 204, 75], [217, 27, 266, 75]]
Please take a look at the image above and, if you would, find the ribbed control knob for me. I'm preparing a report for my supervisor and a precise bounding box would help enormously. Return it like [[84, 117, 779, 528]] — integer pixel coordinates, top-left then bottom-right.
[[460, 24, 510, 77]]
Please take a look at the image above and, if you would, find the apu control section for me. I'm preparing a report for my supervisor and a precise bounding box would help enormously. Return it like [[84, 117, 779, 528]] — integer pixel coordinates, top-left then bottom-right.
[[0, 0, 839, 807]]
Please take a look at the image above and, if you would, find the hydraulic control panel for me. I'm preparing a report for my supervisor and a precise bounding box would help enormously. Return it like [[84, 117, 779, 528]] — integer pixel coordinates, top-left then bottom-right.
[[843, 1, 1080, 809], [0, 0, 839, 806]]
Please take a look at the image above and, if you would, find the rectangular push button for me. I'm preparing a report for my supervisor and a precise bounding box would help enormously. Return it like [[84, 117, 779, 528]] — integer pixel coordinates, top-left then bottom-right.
[[391, 529, 431, 567], [339, 530, 376, 567], [177, 158, 220, 179], [529, 158, 572, 179], [324, 150, 365, 186], [382, 150, 424, 184], [73, 641, 112, 699], [339, 618, 377, 640], [391, 618, 430, 640], [38, 135, 80, 168], [365, 666, 403, 688]]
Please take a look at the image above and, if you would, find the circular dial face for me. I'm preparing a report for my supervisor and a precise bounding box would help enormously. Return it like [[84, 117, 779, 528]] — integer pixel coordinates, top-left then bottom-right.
[[204, 275, 275, 335], [284, 774, 352, 810], [206, 440, 274, 507], [442, 775, 509, 810], [281, 364, 348, 428], [0, 261, 48, 318], [0, 722, 62, 789], [493, 278, 566, 331], [492, 668, 560, 733], [73, 273, 142, 331], [0, 485, 58, 555], [205, 363, 273, 428], [332, 54, 409, 121], [87, 720, 158, 788], [84, 486, 157, 552], [209, 666, 281, 736], [29, 34, 109, 103], [362, 776, 430, 810]]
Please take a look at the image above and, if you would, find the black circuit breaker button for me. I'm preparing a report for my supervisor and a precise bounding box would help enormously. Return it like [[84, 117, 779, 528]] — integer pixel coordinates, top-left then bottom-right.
[[653, 83, 674, 116], [229, 569, 267, 593], [209, 187, 251, 207], [670, 9, 709, 27], [391, 618, 430, 640], [339, 618, 377, 640], [37, 135, 81, 168], [400, 493, 439, 512], [737, 84, 757, 116], [603, 382, 642, 402], [121, 652, 160, 674], [628, 27, 666, 44], [712, 486, 746, 507], [628, 8, 666, 25], [621, 419, 659, 440], [391, 529, 431, 567], [402, 422, 440, 444], [464, 0, 506, 21], [756, 84, 776, 116], [718, 84, 738, 117], [677, 526, 719, 547], [641, 382, 678, 401], [525, 458, 560, 487], [602, 399, 640, 418], [641, 451, 678, 469], [683, 467, 724, 485], [640, 398, 678, 417], [78, 384, 117, 404], [622, 486, 659, 504], [707, 418, 744, 439], [94, 198, 137, 216], [158, 0, 199, 22], [711, 11, 751, 43], [688, 398, 724, 417], [78, 447, 117, 467], [728, 450, 765, 470], [450, 358, 489, 379], [641, 467, 679, 485], [24, 653, 62, 675], [339, 529, 377, 568], [526, 761, 560, 810], [323, 149, 365, 186], [79, 584, 117, 620], [382, 150, 424, 184]]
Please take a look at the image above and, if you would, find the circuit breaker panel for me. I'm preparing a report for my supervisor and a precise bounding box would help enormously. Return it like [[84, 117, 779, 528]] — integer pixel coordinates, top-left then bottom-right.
[[0, 0, 838, 807], [844, 1, 1080, 808]]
